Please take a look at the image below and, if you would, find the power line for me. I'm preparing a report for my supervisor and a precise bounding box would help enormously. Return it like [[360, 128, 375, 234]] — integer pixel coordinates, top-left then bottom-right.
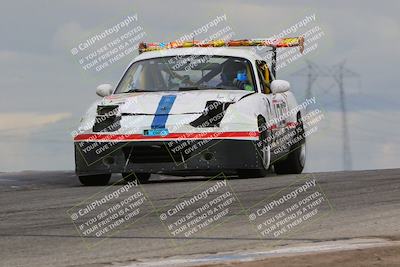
[[291, 60, 329, 101]]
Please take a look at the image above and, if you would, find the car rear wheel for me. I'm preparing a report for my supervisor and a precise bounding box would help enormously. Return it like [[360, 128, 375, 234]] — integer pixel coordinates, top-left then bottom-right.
[[78, 174, 111, 186], [122, 172, 151, 184], [274, 142, 306, 174]]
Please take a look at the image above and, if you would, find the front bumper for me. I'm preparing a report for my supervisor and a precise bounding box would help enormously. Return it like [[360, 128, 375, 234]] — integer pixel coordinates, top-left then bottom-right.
[[75, 138, 263, 176]]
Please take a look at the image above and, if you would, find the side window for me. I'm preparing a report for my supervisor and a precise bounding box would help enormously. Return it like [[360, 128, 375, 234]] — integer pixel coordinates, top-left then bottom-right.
[[256, 68, 266, 93], [262, 62, 273, 84], [256, 60, 272, 94]]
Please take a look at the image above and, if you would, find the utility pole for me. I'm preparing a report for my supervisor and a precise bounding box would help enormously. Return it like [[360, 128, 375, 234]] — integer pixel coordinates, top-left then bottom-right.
[[305, 61, 317, 100], [292, 60, 326, 102], [331, 61, 359, 171], [292, 60, 358, 171]]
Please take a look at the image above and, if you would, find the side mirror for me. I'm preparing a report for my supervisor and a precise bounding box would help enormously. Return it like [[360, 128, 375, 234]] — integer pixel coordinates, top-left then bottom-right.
[[96, 84, 113, 97], [270, 80, 290, 94]]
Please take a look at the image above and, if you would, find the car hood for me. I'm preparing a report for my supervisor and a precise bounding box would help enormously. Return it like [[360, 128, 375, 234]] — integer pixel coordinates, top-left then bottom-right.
[[101, 90, 254, 114]]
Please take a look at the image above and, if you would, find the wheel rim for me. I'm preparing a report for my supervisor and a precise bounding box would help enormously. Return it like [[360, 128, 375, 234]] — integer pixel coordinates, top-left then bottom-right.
[[262, 144, 270, 169], [258, 118, 270, 170], [259, 129, 270, 169], [299, 142, 306, 167]]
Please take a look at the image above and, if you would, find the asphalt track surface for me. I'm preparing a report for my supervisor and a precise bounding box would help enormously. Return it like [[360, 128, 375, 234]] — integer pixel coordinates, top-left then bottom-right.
[[0, 169, 399, 266]]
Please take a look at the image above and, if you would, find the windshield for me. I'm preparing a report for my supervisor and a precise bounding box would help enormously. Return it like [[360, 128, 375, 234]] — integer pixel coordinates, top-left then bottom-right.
[[115, 55, 256, 93]]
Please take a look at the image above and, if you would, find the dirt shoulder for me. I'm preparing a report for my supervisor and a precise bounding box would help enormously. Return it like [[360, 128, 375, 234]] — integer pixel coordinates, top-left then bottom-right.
[[200, 244, 400, 267]]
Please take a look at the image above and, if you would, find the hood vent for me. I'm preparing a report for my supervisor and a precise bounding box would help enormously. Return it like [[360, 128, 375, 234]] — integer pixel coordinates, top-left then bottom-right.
[[93, 105, 121, 132], [190, 101, 232, 128]]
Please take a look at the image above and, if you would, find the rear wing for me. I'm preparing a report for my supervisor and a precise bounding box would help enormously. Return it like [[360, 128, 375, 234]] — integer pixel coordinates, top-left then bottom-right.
[[138, 37, 304, 77]]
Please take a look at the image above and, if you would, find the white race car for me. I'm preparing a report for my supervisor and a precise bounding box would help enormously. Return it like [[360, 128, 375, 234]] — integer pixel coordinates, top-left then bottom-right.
[[74, 38, 306, 185]]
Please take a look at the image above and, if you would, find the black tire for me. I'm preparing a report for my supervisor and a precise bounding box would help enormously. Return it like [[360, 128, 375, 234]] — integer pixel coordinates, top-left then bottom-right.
[[122, 172, 151, 184], [238, 116, 269, 179], [78, 174, 111, 186], [274, 113, 306, 175], [274, 143, 305, 174]]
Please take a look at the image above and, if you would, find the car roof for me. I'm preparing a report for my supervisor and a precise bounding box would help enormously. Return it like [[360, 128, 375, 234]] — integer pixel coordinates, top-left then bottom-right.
[[133, 47, 265, 62]]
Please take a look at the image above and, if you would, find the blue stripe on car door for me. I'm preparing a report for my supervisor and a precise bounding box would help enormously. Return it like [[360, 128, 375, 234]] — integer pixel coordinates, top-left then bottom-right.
[[151, 95, 177, 129]]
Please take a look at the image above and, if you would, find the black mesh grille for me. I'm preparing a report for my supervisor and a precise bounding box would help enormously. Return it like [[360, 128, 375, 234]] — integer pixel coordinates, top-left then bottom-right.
[[97, 105, 118, 116], [122, 144, 188, 163]]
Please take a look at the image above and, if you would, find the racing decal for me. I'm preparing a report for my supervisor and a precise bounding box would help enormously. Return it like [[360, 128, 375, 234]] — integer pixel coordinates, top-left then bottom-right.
[[286, 121, 298, 128], [272, 96, 288, 126], [151, 95, 177, 129]]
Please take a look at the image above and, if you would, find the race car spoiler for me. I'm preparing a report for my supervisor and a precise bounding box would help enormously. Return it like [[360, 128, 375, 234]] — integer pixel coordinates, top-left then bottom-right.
[[138, 37, 304, 77], [138, 37, 304, 53]]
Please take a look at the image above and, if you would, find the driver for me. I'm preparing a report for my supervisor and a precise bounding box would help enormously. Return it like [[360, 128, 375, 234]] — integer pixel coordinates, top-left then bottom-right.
[[220, 61, 254, 91]]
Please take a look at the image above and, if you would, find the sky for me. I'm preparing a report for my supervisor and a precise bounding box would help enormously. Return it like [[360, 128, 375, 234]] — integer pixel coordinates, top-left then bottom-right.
[[0, 0, 399, 172]]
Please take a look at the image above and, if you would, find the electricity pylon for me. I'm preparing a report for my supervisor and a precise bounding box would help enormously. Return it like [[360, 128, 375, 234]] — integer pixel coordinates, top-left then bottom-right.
[[292, 60, 359, 171]]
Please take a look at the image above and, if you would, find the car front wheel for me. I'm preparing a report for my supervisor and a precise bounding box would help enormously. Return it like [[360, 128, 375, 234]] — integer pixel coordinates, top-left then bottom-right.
[[238, 116, 270, 179]]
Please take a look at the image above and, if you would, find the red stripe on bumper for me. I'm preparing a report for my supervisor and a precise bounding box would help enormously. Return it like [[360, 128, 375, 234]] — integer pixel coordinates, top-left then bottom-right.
[[74, 131, 260, 141], [286, 122, 298, 128], [268, 124, 278, 130]]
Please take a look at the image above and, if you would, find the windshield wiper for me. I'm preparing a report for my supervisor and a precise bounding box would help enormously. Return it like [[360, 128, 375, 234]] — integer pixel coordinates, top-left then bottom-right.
[[178, 86, 202, 91], [178, 86, 226, 91], [124, 89, 153, 93]]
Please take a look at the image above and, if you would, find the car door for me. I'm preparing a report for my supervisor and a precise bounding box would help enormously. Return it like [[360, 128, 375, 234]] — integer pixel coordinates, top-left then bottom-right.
[[271, 92, 292, 157], [256, 61, 287, 159]]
